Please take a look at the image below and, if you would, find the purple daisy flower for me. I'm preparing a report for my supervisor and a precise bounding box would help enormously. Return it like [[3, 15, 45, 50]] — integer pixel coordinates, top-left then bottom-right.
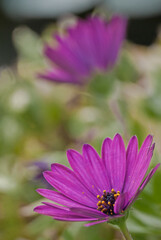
[[34, 134, 160, 226], [39, 15, 127, 84]]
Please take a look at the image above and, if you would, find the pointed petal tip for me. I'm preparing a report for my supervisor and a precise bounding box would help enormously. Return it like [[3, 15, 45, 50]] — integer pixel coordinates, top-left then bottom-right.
[[84, 218, 108, 227], [146, 134, 153, 142], [66, 149, 78, 157], [82, 143, 93, 152], [33, 205, 41, 213], [102, 137, 112, 144], [36, 188, 44, 194], [131, 135, 138, 141], [113, 133, 124, 141], [155, 163, 161, 169], [43, 170, 53, 181], [113, 133, 125, 147]]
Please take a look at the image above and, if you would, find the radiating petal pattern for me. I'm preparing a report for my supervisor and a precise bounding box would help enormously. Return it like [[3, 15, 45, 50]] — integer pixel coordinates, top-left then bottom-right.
[[106, 134, 126, 192], [124, 135, 154, 200], [39, 15, 127, 84], [34, 134, 160, 226], [125, 163, 160, 209]]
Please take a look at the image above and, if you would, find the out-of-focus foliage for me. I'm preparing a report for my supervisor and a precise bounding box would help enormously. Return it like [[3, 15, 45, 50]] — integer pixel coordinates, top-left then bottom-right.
[[0, 20, 161, 240]]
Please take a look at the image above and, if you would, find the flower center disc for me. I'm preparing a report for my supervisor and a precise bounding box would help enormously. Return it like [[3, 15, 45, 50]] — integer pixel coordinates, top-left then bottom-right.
[[97, 189, 120, 215]]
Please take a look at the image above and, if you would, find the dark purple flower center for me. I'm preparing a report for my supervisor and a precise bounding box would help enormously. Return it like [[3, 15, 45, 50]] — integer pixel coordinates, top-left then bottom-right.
[[97, 189, 120, 215]]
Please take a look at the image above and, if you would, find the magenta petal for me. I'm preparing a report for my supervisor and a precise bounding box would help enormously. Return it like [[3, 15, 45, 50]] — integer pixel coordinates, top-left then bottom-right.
[[82, 144, 110, 193], [107, 134, 126, 192], [104, 16, 127, 66], [114, 193, 128, 214], [38, 68, 81, 84], [54, 217, 99, 222], [34, 202, 98, 220], [54, 33, 91, 75], [45, 45, 80, 76], [123, 136, 138, 192], [85, 219, 108, 227], [140, 163, 160, 191], [43, 167, 97, 207], [125, 135, 154, 200], [126, 163, 160, 209], [34, 205, 68, 217], [70, 207, 107, 218], [67, 149, 98, 195], [37, 189, 85, 208], [84, 214, 124, 227], [39, 15, 126, 85], [101, 137, 112, 190]]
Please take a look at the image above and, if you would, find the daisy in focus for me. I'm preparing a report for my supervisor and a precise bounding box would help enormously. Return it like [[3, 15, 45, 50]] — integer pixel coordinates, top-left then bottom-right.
[[34, 134, 160, 227], [39, 15, 127, 84]]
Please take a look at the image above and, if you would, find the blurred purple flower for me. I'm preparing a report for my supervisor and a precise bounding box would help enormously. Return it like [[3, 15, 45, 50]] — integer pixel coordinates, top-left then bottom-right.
[[39, 16, 127, 84], [31, 161, 51, 188], [34, 134, 160, 226]]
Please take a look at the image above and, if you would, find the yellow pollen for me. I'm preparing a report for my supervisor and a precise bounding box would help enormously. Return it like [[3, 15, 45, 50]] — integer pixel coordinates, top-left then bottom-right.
[[103, 190, 107, 195], [102, 208, 107, 213], [97, 201, 102, 206], [97, 205, 103, 210], [97, 195, 101, 199], [102, 201, 107, 206], [97, 189, 119, 216]]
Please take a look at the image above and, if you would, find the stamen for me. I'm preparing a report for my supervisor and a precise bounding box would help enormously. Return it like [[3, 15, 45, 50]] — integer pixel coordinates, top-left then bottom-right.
[[97, 195, 101, 199], [102, 208, 108, 213], [103, 190, 107, 196], [102, 201, 107, 206], [96, 188, 120, 216], [97, 201, 102, 206]]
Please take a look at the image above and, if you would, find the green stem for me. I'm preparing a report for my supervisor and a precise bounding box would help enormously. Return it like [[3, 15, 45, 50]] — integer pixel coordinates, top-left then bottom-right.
[[118, 221, 133, 240]]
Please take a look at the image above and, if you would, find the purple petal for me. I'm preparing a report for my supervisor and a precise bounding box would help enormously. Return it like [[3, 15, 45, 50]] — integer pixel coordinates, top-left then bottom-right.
[[124, 135, 154, 201], [39, 15, 126, 85], [38, 69, 80, 84], [82, 144, 111, 194], [84, 214, 124, 227], [85, 219, 108, 227], [54, 33, 91, 75], [104, 16, 127, 67], [37, 189, 86, 208], [70, 207, 107, 218], [34, 202, 102, 220], [54, 217, 99, 222], [43, 166, 97, 208], [67, 149, 99, 196], [126, 163, 160, 209], [101, 137, 112, 190], [123, 136, 138, 192], [114, 193, 129, 214], [105, 134, 126, 192], [44, 45, 83, 76]]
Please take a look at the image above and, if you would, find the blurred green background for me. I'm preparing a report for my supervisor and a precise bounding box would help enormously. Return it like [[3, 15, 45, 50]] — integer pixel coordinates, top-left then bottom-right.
[[0, 1, 161, 240]]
